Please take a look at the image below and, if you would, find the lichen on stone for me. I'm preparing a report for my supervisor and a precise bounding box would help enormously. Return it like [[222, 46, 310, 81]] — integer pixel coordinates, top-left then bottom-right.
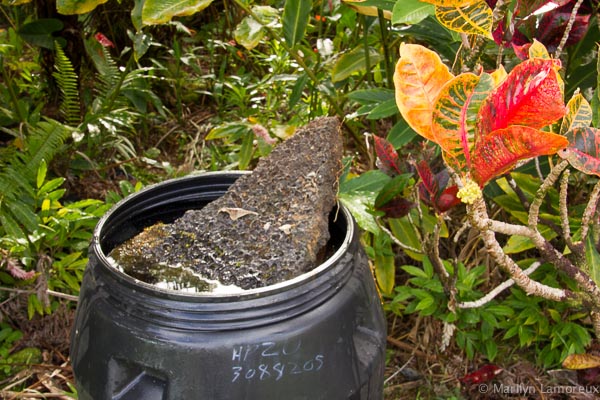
[[110, 117, 344, 291]]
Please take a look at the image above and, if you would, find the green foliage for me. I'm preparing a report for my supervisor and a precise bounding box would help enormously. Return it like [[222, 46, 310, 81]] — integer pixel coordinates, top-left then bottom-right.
[[79, 39, 166, 163], [390, 260, 592, 367], [1, 158, 108, 302], [498, 264, 592, 368], [0, 323, 26, 378], [0, 120, 71, 238]]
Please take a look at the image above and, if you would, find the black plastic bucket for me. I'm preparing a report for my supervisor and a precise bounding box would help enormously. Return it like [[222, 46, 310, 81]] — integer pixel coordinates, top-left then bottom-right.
[[70, 172, 386, 400]]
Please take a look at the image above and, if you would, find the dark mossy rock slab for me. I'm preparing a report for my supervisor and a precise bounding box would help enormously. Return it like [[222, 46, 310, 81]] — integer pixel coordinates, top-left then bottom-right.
[[110, 117, 343, 290]]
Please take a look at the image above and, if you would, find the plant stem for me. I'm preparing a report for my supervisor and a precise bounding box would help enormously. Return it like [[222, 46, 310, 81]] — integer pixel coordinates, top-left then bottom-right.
[[580, 179, 600, 243], [554, 0, 585, 58], [467, 196, 571, 302], [377, 9, 394, 90], [458, 262, 541, 308], [528, 160, 569, 229]]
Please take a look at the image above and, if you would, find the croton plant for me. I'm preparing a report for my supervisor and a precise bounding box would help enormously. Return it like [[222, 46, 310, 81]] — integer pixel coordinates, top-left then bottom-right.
[[388, 39, 600, 339], [393, 40, 587, 194]]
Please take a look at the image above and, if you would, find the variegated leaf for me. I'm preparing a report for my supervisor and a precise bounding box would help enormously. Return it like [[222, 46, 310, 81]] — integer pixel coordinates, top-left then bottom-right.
[[435, 0, 493, 39], [394, 43, 454, 141], [560, 93, 592, 135], [420, 0, 473, 5], [432, 72, 493, 174], [558, 127, 600, 177], [477, 58, 565, 137], [473, 126, 568, 186], [528, 39, 550, 59]]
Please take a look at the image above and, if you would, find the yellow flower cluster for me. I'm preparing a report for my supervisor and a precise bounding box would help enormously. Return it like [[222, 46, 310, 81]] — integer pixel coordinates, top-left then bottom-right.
[[457, 180, 482, 205]]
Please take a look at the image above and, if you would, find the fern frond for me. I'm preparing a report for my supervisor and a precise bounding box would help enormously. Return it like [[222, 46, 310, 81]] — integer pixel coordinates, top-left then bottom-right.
[[22, 120, 71, 180], [0, 118, 70, 237], [95, 46, 121, 100], [53, 42, 81, 126]]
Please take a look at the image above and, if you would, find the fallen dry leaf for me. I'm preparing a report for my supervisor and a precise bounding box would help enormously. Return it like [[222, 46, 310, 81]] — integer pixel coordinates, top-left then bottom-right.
[[563, 353, 600, 370], [218, 207, 259, 220]]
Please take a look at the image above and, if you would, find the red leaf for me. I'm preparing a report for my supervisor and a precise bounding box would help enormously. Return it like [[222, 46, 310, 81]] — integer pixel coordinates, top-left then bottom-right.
[[472, 125, 569, 186], [377, 197, 415, 218], [94, 32, 115, 48], [537, 3, 591, 52], [459, 364, 503, 385], [416, 160, 438, 202], [477, 58, 565, 137], [416, 161, 461, 212], [558, 127, 600, 177], [437, 186, 461, 212], [373, 135, 401, 175]]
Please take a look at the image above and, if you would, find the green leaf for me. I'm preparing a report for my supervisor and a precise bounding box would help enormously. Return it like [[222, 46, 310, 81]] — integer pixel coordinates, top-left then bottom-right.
[[282, 0, 311, 48], [338, 192, 380, 234], [17, 19, 64, 49], [585, 235, 600, 286], [367, 98, 399, 119], [234, 6, 279, 50], [387, 119, 417, 148], [27, 294, 43, 319], [331, 44, 384, 82], [206, 123, 249, 142], [38, 177, 65, 197], [238, 129, 254, 170], [55, 252, 83, 269], [130, 31, 152, 61], [141, 0, 214, 26], [339, 170, 391, 193], [374, 233, 395, 295], [388, 217, 423, 261], [392, 0, 434, 25], [57, 0, 108, 14], [415, 294, 435, 314], [486, 304, 514, 317], [401, 265, 429, 279], [348, 88, 395, 105], [36, 160, 47, 190], [484, 340, 498, 361], [8, 202, 38, 233], [289, 72, 309, 108]]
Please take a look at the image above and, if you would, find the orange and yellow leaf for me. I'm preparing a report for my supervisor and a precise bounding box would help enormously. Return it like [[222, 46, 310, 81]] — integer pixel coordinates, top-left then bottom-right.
[[394, 43, 453, 141]]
